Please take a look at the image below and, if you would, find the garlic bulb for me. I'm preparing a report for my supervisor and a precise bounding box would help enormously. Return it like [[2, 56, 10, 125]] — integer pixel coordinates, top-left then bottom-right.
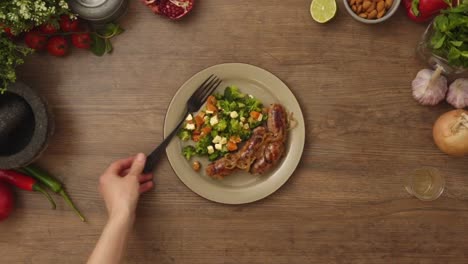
[[412, 67, 448, 106], [447, 78, 468, 109]]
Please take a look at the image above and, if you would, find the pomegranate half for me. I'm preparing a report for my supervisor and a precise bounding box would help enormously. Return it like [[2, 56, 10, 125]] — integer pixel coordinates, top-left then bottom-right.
[[142, 0, 194, 20]]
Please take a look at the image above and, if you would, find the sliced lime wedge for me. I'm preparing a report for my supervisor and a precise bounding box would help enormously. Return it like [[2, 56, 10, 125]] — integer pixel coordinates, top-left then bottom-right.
[[310, 0, 337, 23]]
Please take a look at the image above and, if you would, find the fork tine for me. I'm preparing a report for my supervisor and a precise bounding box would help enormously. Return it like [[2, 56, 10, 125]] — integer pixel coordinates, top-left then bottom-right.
[[195, 76, 217, 101], [191, 74, 214, 100], [200, 78, 222, 103], [199, 77, 218, 101]]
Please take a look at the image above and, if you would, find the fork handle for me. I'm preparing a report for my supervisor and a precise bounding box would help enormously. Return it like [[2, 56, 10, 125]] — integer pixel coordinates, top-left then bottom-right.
[[143, 110, 189, 174]]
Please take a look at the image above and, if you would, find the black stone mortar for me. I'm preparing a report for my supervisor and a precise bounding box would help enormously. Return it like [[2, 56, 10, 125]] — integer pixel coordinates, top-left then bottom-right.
[[0, 82, 54, 169]]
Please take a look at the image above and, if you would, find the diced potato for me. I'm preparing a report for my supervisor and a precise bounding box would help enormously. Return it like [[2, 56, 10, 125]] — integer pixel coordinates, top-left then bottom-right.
[[230, 111, 239, 119], [212, 135, 222, 144], [186, 123, 195, 130], [210, 116, 219, 126], [207, 146, 214, 154]]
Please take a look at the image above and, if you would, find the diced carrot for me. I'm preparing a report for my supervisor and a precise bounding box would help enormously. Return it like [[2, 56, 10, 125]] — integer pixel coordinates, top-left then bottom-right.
[[192, 131, 201, 142], [250, 111, 261, 120], [207, 95, 217, 105], [206, 103, 218, 113], [192, 134, 201, 142], [226, 141, 238, 151], [195, 115, 204, 128], [229, 136, 242, 143], [201, 126, 212, 135], [197, 111, 205, 119]]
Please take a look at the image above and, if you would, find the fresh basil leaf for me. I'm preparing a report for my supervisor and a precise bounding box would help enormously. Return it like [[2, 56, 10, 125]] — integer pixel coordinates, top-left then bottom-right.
[[450, 40, 464, 47], [448, 47, 461, 61], [105, 39, 113, 54], [438, 16, 450, 32], [446, 3, 468, 13], [433, 34, 446, 49], [104, 23, 118, 36], [431, 4, 468, 67], [431, 31, 443, 48], [91, 34, 106, 56], [114, 26, 124, 36]]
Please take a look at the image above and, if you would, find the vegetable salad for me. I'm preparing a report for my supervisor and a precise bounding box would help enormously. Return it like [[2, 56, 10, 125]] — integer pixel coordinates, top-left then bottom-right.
[[178, 86, 268, 161]]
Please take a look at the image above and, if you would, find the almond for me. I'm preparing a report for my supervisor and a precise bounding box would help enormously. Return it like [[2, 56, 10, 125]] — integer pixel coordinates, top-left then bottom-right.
[[352, 4, 357, 12], [377, 9, 386, 18], [385, 0, 393, 9], [377, 1, 385, 11], [350, 0, 356, 5], [362, 1, 371, 10], [357, 5, 363, 13], [357, 0, 363, 4], [367, 2, 376, 12], [368, 9, 377, 19], [359, 13, 368, 18]]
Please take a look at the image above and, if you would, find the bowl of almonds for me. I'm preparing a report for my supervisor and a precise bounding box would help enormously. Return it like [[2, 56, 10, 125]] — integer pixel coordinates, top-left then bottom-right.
[[343, 0, 400, 24]]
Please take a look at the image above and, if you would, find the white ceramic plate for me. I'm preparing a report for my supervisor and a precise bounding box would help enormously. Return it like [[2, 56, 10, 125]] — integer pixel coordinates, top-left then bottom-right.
[[165, 63, 305, 204]]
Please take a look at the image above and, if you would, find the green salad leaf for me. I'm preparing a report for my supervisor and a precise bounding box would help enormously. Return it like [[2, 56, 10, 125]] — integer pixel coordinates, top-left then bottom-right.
[[430, 3, 468, 68], [178, 86, 268, 163]]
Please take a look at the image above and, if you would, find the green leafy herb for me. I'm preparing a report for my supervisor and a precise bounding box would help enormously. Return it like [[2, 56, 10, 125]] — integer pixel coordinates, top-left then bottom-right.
[[430, 3, 468, 68], [0, 0, 72, 34], [91, 34, 106, 56], [91, 23, 124, 56], [0, 36, 33, 93]]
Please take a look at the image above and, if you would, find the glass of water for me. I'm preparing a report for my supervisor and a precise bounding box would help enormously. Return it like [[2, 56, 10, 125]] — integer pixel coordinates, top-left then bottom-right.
[[405, 167, 445, 201]]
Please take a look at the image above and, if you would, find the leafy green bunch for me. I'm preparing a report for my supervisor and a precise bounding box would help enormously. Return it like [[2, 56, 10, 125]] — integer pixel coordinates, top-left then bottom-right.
[[430, 3, 468, 68], [91, 23, 125, 56], [0, 36, 32, 93], [0, 0, 73, 34]]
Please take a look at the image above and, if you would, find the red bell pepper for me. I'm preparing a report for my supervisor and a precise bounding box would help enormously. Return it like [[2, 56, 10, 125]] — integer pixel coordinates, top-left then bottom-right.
[[403, 0, 453, 23]]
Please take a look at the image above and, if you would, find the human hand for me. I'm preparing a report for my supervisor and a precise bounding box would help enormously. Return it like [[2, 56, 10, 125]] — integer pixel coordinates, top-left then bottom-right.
[[99, 153, 154, 220]]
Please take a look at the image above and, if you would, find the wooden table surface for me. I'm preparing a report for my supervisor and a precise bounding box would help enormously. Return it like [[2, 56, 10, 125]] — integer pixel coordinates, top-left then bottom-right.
[[2, 0, 468, 263]]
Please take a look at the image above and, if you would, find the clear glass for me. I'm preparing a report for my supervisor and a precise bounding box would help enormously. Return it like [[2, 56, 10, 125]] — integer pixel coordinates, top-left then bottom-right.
[[417, 21, 468, 80], [405, 167, 445, 201]]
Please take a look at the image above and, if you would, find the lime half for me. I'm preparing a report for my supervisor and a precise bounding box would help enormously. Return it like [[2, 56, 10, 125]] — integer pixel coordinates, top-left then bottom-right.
[[310, 0, 337, 23]]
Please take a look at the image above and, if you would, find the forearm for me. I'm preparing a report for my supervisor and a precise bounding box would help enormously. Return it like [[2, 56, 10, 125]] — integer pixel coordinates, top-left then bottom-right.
[[87, 213, 135, 264]]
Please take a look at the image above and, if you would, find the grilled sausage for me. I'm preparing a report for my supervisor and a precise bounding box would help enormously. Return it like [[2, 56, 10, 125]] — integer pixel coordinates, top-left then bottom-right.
[[250, 104, 288, 174], [235, 126, 267, 170], [205, 127, 267, 178], [205, 158, 236, 179], [267, 104, 288, 143]]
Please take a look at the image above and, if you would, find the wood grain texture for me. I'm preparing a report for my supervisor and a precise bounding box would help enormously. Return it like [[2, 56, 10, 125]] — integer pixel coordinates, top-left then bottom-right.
[[1, 0, 468, 263]]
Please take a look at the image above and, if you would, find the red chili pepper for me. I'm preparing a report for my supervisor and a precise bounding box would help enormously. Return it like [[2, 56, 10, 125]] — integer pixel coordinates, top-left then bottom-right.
[[403, 0, 453, 22], [0, 170, 56, 209]]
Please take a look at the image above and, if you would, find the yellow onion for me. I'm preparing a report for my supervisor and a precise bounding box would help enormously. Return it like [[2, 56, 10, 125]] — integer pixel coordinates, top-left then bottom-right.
[[433, 110, 468, 156]]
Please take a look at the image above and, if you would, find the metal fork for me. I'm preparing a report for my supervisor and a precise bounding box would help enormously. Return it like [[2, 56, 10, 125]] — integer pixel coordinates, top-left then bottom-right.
[[143, 75, 222, 173]]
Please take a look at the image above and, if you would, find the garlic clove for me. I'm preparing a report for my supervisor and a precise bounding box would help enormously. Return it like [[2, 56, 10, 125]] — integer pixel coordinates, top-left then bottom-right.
[[412, 68, 448, 106], [447, 78, 468, 109]]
